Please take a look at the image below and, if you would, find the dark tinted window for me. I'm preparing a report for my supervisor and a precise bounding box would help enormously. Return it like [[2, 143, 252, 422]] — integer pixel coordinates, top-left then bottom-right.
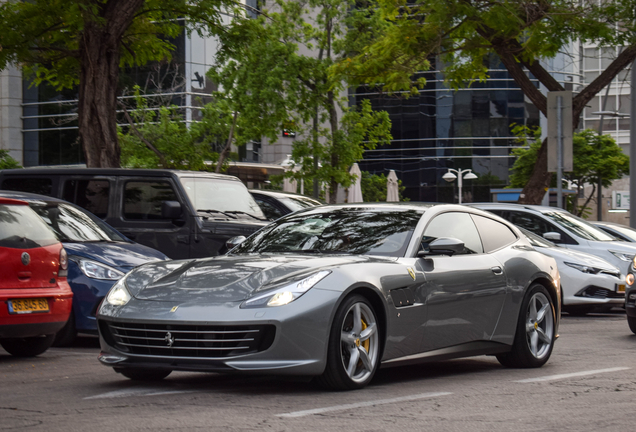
[[0, 204, 58, 248], [2, 178, 52, 196], [506, 211, 577, 245], [234, 209, 422, 257], [255, 198, 284, 220], [124, 181, 178, 220], [471, 214, 517, 253], [63, 179, 110, 218], [30, 202, 126, 242], [423, 212, 483, 254]]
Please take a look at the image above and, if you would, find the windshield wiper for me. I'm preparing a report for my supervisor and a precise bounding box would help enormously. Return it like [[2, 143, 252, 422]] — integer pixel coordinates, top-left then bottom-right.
[[224, 210, 268, 221], [197, 209, 237, 220]]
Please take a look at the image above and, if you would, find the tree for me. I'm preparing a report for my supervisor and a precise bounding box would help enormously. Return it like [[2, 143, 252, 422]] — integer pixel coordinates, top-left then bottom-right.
[[335, 0, 636, 204], [360, 171, 406, 202], [208, 0, 392, 203], [0, 0, 240, 168], [0, 150, 21, 169], [510, 127, 629, 216]]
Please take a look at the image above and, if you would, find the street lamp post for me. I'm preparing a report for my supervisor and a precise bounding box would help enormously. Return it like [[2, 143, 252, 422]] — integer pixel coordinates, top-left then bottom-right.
[[442, 168, 478, 204]]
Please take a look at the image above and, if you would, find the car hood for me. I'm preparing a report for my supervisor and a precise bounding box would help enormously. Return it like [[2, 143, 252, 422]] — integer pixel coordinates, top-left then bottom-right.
[[63, 241, 168, 272], [126, 254, 379, 303], [535, 246, 620, 272]]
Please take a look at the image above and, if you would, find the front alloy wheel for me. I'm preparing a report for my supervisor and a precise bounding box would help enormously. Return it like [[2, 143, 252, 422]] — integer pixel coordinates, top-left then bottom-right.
[[497, 284, 556, 368], [318, 294, 380, 390]]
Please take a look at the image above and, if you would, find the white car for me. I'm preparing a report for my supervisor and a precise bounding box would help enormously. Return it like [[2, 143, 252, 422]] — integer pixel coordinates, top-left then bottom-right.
[[521, 228, 624, 314], [471, 203, 636, 277]]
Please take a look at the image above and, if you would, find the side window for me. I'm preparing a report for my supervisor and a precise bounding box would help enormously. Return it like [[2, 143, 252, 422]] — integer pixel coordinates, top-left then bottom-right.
[[1, 178, 52, 196], [255, 198, 283, 221], [471, 214, 518, 253], [123, 181, 178, 220], [62, 179, 110, 218], [423, 212, 484, 254], [507, 211, 576, 245]]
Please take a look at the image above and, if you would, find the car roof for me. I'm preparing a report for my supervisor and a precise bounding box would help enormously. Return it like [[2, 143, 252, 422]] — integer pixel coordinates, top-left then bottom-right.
[[0, 190, 67, 204], [593, 221, 634, 229], [0, 168, 242, 182], [470, 202, 566, 213]]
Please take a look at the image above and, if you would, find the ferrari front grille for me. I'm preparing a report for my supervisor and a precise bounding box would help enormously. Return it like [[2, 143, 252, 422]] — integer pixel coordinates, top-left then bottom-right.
[[101, 321, 276, 359]]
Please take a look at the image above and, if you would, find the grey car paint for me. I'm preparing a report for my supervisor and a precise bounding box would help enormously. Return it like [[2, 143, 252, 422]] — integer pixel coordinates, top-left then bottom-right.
[[97, 203, 560, 377]]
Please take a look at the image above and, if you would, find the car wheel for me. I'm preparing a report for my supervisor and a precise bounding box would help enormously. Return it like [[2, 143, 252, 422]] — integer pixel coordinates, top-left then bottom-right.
[[114, 367, 172, 381], [497, 284, 555, 368], [0, 334, 55, 357], [53, 311, 77, 347], [317, 294, 380, 390], [627, 316, 636, 335]]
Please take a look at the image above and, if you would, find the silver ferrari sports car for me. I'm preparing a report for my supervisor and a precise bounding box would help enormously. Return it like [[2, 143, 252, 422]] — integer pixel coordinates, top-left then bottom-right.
[[97, 203, 560, 390]]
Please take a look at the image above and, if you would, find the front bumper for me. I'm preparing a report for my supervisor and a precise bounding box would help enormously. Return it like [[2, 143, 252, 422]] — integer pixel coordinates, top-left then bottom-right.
[[97, 287, 341, 376]]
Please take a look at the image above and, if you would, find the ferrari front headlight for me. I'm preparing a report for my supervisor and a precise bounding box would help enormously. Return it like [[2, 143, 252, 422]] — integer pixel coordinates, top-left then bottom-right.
[[242, 270, 331, 308], [105, 277, 131, 306]]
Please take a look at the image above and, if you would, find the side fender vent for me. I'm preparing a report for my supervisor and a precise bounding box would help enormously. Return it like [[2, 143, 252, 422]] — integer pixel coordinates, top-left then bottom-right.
[[391, 288, 415, 308]]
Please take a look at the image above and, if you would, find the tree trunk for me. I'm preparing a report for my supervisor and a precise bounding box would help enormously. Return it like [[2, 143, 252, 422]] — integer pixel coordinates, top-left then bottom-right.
[[77, 0, 144, 168], [327, 90, 339, 204]]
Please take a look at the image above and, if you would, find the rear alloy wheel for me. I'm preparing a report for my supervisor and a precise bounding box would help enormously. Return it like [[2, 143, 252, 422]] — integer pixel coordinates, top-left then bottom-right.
[[0, 334, 55, 357], [497, 284, 555, 368], [627, 316, 636, 335], [114, 367, 172, 381], [317, 294, 380, 390]]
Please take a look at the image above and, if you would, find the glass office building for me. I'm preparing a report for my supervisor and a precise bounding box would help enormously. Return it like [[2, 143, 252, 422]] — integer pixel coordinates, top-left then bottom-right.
[[355, 57, 541, 203]]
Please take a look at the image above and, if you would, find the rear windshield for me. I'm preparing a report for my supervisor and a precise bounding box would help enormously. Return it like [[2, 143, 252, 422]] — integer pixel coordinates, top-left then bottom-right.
[[279, 195, 322, 212], [30, 202, 126, 243], [0, 204, 59, 249]]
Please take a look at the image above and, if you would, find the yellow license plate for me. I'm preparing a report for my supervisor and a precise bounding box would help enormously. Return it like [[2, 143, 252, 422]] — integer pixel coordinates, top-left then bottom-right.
[[9, 298, 49, 314], [617, 284, 626, 293]]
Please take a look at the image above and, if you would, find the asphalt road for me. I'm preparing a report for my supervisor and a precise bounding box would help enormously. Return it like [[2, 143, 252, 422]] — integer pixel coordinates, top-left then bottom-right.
[[1, 311, 635, 431]]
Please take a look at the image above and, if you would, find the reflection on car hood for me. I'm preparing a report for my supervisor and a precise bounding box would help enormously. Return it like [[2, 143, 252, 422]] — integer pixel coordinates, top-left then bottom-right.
[[536, 246, 620, 272], [127, 254, 377, 303], [63, 242, 168, 271]]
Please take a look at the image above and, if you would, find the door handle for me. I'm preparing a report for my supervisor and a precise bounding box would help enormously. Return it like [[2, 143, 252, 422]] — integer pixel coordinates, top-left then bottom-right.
[[491, 266, 503, 275]]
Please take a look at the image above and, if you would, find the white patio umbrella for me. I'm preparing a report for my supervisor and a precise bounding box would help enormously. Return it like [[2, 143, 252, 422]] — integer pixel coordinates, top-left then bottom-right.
[[387, 170, 399, 202], [280, 154, 299, 193], [347, 163, 363, 203]]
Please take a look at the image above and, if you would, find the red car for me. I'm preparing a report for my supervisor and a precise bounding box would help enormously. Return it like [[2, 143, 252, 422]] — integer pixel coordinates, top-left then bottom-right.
[[0, 198, 72, 356]]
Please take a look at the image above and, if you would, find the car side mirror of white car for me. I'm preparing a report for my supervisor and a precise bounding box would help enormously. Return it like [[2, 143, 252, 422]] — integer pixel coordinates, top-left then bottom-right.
[[543, 232, 561, 242], [226, 236, 246, 251]]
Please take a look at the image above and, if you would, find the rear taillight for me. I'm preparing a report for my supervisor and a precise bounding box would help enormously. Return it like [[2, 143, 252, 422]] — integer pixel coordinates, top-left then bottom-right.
[[59, 248, 68, 271]]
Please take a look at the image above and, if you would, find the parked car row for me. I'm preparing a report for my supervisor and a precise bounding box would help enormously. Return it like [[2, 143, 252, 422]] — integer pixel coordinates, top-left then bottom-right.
[[2, 167, 636, 391]]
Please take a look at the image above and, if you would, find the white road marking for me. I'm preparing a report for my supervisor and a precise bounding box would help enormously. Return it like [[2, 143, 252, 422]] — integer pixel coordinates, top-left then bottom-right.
[[276, 391, 453, 418], [84, 387, 195, 400], [514, 367, 630, 383]]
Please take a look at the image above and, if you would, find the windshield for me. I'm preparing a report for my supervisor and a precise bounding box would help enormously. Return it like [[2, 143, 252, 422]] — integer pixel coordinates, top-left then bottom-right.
[[278, 195, 322, 212], [30, 202, 126, 242], [180, 177, 265, 219], [0, 204, 59, 249], [233, 208, 423, 257], [543, 211, 617, 242], [519, 227, 557, 248], [601, 224, 636, 242]]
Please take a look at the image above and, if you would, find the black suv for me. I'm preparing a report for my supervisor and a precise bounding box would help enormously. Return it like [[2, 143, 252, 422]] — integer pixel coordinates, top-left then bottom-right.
[[0, 168, 268, 259]]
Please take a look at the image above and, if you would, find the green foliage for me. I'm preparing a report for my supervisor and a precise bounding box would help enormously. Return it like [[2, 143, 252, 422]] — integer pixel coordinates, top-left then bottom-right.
[[118, 87, 219, 170], [0, 150, 21, 169], [360, 171, 406, 202], [0, 0, 240, 90], [333, 0, 636, 92], [510, 126, 629, 216], [208, 0, 392, 202]]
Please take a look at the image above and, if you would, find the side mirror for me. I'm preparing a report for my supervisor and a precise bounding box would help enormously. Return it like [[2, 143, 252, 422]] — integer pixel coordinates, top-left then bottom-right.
[[543, 232, 561, 242], [418, 237, 465, 257], [226, 236, 246, 251], [161, 201, 182, 219]]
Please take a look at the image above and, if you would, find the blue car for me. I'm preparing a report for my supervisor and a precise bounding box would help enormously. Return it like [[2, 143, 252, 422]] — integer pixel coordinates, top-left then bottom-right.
[[0, 191, 168, 345]]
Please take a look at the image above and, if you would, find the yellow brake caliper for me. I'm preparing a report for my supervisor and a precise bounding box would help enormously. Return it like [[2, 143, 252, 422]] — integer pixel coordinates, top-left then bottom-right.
[[361, 319, 370, 353]]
